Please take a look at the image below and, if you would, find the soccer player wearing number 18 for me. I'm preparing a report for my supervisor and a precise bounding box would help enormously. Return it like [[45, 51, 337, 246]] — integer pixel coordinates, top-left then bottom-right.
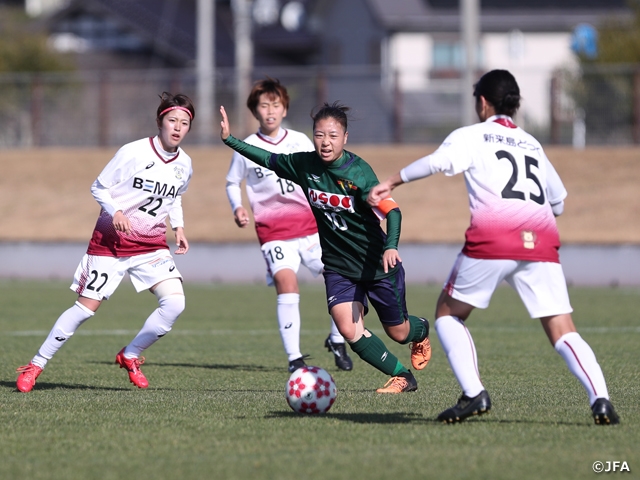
[[369, 69, 619, 425], [220, 101, 431, 393], [16, 93, 195, 392]]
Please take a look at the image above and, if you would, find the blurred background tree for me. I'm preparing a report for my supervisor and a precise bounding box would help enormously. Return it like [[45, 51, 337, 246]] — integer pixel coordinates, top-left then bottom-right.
[[591, 0, 640, 64], [569, 1, 640, 143], [0, 5, 72, 72]]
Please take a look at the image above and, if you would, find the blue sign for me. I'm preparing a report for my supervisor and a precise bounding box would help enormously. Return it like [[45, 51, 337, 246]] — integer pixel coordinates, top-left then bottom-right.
[[571, 23, 598, 59]]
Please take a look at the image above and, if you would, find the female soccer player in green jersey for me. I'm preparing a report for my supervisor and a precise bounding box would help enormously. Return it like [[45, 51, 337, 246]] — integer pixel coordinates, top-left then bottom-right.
[[220, 102, 430, 393]]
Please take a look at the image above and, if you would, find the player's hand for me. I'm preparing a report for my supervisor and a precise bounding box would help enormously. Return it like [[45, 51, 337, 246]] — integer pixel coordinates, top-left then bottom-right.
[[174, 227, 189, 255], [233, 206, 250, 228], [220, 106, 230, 140], [382, 249, 401, 273], [113, 211, 131, 235], [368, 173, 403, 206]]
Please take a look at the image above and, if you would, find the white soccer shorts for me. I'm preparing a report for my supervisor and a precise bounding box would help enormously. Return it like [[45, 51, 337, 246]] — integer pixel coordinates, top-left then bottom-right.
[[444, 253, 573, 319], [261, 233, 323, 286], [70, 249, 182, 301]]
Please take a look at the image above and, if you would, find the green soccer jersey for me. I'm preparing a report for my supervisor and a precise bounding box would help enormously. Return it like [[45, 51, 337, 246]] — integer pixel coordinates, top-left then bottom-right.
[[223, 135, 401, 281]]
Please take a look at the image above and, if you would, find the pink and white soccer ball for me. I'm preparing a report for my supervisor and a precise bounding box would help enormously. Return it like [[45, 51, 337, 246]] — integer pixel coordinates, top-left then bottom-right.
[[285, 366, 337, 414]]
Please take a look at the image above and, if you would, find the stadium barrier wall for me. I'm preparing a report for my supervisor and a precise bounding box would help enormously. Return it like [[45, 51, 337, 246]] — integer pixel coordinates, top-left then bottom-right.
[[2, 242, 639, 287]]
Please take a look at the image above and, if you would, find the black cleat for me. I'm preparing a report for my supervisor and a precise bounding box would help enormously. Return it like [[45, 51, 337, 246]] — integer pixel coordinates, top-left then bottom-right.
[[591, 398, 620, 425], [288, 355, 308, 373], [324, 336, 353, 371], [437, 390, 492, 423]]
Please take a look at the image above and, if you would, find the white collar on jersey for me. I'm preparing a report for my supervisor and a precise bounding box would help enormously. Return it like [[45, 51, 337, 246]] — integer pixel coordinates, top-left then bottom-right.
[[256, 127, 287, 144], [152, 135, 180, 161]]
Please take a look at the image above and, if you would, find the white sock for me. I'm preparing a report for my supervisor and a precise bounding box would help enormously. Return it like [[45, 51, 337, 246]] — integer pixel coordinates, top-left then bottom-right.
[[435, 315, 484, 398], [554, 332, 609, 405], [277, 293, 302, 361], [329, 318, 345, 344], [33, 301, 95, 369], [125, 295, 185, 358]]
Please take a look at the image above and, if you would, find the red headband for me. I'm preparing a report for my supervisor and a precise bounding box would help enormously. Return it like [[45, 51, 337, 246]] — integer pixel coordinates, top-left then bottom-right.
[[159, 106, 193, 120]]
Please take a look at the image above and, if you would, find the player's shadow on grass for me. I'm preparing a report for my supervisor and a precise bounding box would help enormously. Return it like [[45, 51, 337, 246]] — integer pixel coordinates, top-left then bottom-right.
[[267, 411, 428, 424], [89, 360, 280, 373], [267, 411, 589, 427], [0, 380, 130, 392]]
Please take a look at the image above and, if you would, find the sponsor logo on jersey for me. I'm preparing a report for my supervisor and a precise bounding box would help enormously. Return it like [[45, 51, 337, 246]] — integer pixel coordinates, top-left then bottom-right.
[[132, 177, 180, 198], [337, 179, 357, 192], [148, 257, 173, 268], [307, 174, 321, 182], [308, 188, 355, 213], [521, 230, 536, 249], [146, 162, 155, 169], [174, 166, 185, 180]]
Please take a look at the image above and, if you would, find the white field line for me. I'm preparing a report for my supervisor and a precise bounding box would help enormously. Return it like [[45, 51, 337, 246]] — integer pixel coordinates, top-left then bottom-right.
[[5, 326, 640, 337]]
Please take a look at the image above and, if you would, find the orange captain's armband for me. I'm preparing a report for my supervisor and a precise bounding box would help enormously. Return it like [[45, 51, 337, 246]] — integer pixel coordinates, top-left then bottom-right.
[[372, 196, 399, 220]]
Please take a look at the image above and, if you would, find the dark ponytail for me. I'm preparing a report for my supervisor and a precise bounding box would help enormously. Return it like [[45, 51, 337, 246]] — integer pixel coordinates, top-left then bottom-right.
[[473, 70, 521, 117]]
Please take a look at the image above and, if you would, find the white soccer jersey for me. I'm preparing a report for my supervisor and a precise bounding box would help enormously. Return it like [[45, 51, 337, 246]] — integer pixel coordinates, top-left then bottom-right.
[[226, 128, 317, 245], [87, 136, 193, 257], [402, 115, 567, 262]]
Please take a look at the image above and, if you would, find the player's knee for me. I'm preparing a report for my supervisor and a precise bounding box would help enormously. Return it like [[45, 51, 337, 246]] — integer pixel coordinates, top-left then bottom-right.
[[159, 294, 186, 318]]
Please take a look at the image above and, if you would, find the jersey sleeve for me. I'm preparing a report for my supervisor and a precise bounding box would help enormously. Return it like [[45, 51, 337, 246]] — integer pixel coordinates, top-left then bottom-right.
[[97, 144, 144, 188], [223, 136, 274, 169], [401, 128, 474, 182], [544, 153, 568, 206], [225, 152, 248, 212], [90, 178, 121, 217], [223, 135, 304, 184], [168, 195, 184, 229]]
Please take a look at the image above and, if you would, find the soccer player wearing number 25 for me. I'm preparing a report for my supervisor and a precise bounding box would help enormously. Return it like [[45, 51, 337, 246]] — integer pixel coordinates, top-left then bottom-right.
[[16, 92, 195, 392], [225, 78, 352, 373], [369, 69, 619, 425], [220, 101, 431, 394]]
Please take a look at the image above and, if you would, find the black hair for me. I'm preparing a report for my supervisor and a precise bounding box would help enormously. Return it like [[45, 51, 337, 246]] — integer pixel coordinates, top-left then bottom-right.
[[156, 92, 196, 123], [473, 70, 521, 117], [311, 101, 350, 132]]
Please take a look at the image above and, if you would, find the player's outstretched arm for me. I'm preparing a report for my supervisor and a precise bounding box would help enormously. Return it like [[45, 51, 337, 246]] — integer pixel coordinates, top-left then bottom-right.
[[368, 172, 404, 207], [174, 227, 189, 255]]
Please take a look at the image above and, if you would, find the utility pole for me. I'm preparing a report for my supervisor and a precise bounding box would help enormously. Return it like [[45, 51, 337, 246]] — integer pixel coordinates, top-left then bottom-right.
[[197, 0, 215, 143], [461, 0, 479, 126], [232, 0, 253, 138]]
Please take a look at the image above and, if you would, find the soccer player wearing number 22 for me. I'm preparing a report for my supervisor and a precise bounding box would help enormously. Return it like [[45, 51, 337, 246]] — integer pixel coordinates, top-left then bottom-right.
[[16, 93, 195, 392], [369, 69, 619, 425]]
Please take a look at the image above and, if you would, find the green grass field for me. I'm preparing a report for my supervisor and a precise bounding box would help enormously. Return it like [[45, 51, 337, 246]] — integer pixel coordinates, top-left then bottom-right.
[[1, 280, 638, 480]]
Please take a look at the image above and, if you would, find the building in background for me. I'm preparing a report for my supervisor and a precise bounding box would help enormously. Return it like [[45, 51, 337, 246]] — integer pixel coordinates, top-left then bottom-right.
[[1, 0, 633, 146]]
